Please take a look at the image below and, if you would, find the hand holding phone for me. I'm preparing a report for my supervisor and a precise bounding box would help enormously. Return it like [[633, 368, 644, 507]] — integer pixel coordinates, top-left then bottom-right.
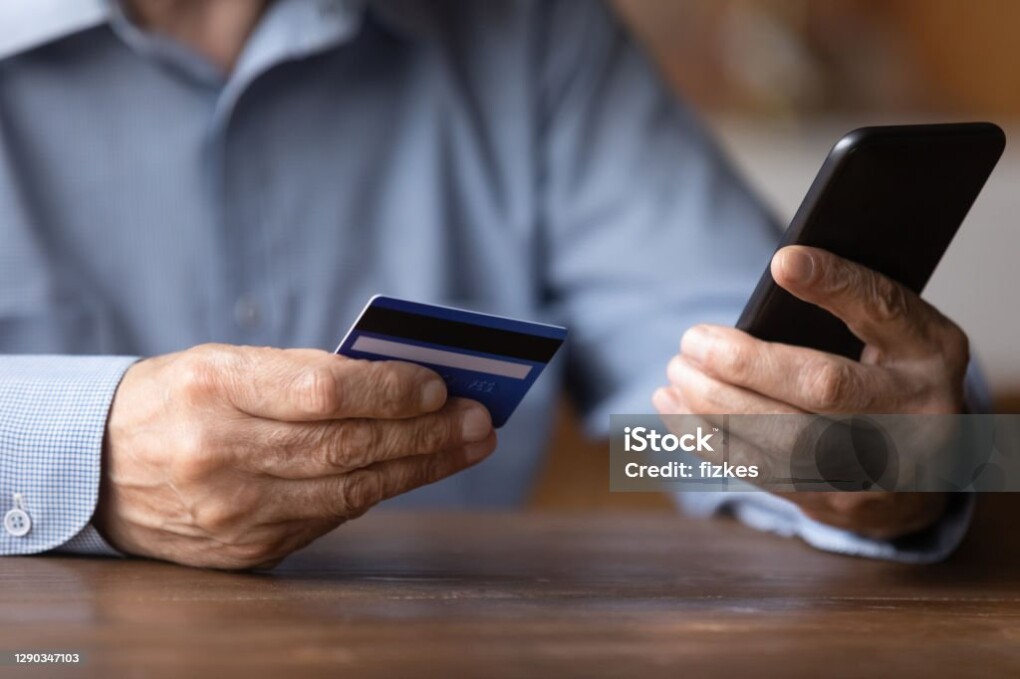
[[655, 123, 1005, 540], [737, 122, 1005, 359]]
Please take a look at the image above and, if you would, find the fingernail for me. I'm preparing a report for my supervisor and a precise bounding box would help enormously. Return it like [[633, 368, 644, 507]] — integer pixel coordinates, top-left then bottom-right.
[[464, 438, 494, 462], [681, 326, 710, 364], [461, 405, 492, 442], [652, 387, 679, 412], [667, 355, 685, 385], [779, 248, 814, 284], [420, 379, 446, 411]]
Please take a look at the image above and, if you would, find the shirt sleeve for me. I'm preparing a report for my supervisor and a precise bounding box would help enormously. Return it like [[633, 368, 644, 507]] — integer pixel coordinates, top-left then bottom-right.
[[678, 490, 973, 564], [536, 0, 974, 563], [0, 355, 136, 556]]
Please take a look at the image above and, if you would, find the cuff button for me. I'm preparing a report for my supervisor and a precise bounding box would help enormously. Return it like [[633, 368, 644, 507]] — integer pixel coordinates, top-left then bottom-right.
[[5, 493, 31, 537], [4, 509, 31, 537]]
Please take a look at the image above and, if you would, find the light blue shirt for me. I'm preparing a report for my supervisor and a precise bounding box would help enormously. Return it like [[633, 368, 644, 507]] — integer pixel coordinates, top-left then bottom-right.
[[0, 0, 970, 561]]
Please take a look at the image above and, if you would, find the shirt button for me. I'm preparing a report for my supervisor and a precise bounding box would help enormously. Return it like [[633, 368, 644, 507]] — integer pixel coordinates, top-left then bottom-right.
[[4, 507, 31, 537], [233, 295, 263, 330]]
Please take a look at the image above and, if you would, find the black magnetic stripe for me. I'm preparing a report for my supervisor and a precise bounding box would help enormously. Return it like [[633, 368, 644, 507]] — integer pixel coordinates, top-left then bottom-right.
[[356, 306, 561, 363]]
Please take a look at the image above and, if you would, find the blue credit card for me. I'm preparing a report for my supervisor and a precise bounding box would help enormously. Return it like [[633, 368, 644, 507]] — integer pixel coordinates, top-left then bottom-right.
[[335, 295, 567, 427]]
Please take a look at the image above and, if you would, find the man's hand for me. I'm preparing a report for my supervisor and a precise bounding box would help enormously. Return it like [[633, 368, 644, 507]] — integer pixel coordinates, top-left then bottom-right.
[[653, 245, 969, 539], [95, 344, 496, 569]]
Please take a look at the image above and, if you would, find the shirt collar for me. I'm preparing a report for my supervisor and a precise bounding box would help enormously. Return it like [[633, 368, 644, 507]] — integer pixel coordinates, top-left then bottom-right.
[[0, 0, 107, 60], [0, 0, 429, 62]]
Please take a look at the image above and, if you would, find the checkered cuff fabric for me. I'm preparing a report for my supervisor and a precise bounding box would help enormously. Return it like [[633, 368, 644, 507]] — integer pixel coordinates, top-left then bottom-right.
[[56, 522, 123, 557], [1, 355, 138, 555]]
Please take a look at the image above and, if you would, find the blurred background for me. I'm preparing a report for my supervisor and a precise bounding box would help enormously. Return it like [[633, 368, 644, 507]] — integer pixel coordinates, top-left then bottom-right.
[[533, 0, 1020, 509]]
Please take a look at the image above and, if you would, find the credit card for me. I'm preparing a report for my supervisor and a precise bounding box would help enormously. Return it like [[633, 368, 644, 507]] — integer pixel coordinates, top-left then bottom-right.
[[335, 295, 567, 427]]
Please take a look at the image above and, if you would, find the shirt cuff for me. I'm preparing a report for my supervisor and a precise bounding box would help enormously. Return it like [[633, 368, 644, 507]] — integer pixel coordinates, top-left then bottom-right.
[[54, 522, 123, 557], [0, 355, 138, 556], [678, 490, 974, 564]]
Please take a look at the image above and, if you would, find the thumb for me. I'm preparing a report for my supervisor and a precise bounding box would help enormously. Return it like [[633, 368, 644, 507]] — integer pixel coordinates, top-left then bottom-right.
[[204, 345, 446, 421], [770, 245, 937, 357]]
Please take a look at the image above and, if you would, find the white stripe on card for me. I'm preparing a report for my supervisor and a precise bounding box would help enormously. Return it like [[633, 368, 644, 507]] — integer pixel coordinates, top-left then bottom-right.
[[351, 336, 533, 379]]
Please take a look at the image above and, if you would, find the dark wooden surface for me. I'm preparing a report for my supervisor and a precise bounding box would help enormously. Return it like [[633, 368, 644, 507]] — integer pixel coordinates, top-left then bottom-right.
[[3, 497, 1020, 679]]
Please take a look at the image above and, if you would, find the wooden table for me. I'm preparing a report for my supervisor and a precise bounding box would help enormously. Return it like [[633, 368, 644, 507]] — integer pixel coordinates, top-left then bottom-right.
[[3, 497, 1020, 678]]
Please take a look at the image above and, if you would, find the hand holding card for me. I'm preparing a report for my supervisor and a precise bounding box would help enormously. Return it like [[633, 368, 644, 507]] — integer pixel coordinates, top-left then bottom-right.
[[336, 296, 567, 427]]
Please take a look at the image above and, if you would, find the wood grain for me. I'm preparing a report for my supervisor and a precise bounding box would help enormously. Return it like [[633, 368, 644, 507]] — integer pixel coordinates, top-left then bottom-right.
[[3, 497, 1019, 678]]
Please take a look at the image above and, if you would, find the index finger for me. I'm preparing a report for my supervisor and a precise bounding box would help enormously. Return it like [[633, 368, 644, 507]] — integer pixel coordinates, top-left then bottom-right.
[[771, 245, 940, 355], [276, 432, 498, 522], [225, 347, 448, 421], [678, 325, 899, 412]]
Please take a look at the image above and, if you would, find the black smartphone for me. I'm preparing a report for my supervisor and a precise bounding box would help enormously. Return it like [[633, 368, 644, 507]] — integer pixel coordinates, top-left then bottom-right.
[[736, 122, 1006, 359]]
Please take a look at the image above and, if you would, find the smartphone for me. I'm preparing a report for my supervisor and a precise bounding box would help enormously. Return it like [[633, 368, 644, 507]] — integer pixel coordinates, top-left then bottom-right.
[[736, 122, 1006, 359]]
